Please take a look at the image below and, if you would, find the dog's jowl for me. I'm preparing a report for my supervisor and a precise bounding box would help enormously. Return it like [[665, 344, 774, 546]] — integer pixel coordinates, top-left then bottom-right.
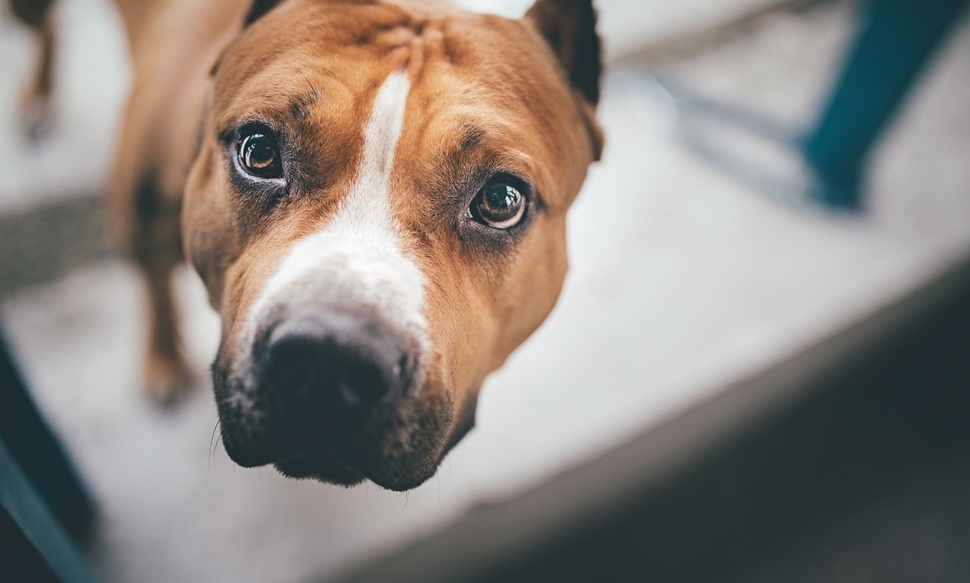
[[107, 0, 604, 490]]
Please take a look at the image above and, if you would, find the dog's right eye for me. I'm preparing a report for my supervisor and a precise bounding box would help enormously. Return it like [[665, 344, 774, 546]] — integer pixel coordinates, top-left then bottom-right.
[[237, 128, 283, 179], [470, 177, 527, 229]]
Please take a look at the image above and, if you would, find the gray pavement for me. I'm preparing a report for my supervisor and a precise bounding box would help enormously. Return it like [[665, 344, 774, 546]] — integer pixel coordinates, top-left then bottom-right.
[[2, 1, 970, 582]]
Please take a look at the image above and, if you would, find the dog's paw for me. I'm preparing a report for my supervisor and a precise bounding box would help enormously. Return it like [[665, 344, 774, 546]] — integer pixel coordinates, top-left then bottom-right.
[[144, 354, 195, 406]]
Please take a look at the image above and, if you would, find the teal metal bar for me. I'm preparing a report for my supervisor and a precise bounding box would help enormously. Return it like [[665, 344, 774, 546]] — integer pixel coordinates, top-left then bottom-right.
[[0, 330, 94, 537], [0, 441, 100, 583]]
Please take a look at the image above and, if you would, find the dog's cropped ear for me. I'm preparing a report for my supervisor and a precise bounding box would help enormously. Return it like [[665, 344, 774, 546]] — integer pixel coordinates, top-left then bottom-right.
[[525, 0, 603, 160], [525, 0, 602, 106], [210, 0, 285, 76], [244, 0, 283, 27]]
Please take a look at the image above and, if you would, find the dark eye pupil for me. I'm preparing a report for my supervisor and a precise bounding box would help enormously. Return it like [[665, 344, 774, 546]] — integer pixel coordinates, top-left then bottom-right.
[[485, 183, 517, 211], [244, 135, 274, 167], [250, 143, 272, 166], [473, 179, 525, 228], [239, 132, 281, 177]]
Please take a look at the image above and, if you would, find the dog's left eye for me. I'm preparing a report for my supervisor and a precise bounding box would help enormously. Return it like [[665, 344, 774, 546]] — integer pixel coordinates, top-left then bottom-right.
[[237, 128, 283, 179], [471, 178, 526, 229]]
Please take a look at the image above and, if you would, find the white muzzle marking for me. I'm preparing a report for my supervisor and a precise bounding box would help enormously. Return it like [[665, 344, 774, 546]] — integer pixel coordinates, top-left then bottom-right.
[[234, 71, 427, 387]]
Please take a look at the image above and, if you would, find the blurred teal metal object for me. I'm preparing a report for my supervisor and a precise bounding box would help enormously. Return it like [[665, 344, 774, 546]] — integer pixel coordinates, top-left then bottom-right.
[[802, 0, 969, 209], [1, 327, 99, 582], [0, 330, 94, 537], [0, 442, 100, 583]]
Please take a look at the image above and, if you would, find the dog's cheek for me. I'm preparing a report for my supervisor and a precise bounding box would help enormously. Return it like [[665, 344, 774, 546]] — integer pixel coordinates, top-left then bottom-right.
[[183, 145, 243, 310], [492, 216, 570, 366], [469, 217, 570, 373], [420, 260, 489, 392]]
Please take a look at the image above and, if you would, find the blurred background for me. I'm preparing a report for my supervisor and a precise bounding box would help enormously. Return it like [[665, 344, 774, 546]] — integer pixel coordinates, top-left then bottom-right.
[[1, 0, 969, 581]]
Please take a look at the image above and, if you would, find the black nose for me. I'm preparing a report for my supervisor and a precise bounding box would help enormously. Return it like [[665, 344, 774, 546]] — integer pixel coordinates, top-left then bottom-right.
[[262, 309, 408, 420]]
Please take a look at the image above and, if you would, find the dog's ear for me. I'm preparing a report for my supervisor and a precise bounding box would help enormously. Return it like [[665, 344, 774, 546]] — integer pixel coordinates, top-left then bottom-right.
[[525, 0, 602, 106], [244, 0, 283, 27], [209, 0, 284, 76], [525, 0, 603, 160]]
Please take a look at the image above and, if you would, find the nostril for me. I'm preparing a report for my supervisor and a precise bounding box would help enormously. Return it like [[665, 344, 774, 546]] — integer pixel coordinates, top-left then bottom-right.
[[340, 363, 388, 408], [265, 337, 317, 403]]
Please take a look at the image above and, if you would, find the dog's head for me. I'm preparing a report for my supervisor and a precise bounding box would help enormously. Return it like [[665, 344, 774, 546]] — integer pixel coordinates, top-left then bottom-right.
[[182, 0, 602, 490]]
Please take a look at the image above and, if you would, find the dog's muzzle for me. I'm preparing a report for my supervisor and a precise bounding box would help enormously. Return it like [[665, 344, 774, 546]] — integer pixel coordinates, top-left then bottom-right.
[[262, 307, 410, 437], [215, 301, 432, 486]]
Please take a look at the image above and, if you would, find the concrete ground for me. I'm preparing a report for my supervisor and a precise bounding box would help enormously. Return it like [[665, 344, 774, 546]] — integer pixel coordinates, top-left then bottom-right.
[[2, 1, 969, 582]]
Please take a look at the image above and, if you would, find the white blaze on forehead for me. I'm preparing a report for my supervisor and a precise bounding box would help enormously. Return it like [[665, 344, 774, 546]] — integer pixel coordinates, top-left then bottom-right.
[[236, 71, 426, 380]]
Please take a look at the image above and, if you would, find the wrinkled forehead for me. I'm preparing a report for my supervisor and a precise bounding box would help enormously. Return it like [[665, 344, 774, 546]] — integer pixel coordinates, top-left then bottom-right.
[[210, 0, 581, 190], [216, 0, 549, 79]]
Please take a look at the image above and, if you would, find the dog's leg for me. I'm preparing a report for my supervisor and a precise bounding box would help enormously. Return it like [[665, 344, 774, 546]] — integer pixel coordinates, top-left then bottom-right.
[[131, 176, 193, 404], [108, 113, 194, 403], [138, 240, 193, 405], [9, 0, 56, 139]]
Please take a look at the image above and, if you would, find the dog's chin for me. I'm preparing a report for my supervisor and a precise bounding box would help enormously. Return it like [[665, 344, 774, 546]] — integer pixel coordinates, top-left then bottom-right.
[[274, 454, 366, 487], [213, 359, 458, 491], [272, 450, 437, 491]]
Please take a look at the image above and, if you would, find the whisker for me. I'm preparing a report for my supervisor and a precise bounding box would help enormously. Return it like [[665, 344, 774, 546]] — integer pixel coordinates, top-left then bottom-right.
[[208, 419, 222, 466]]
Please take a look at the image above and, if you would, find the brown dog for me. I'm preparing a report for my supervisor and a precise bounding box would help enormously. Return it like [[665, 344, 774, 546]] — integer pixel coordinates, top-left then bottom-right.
[[14, 0, 603, 491]]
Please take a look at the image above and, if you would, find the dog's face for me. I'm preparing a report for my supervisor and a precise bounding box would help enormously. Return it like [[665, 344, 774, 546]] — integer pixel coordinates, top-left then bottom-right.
[[182, 0, 602, 490]]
